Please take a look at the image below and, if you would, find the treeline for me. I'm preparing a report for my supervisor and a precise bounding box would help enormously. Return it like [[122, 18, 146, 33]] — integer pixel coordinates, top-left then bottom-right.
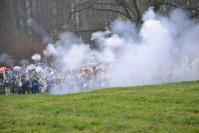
[[0, 0, 199, 63]]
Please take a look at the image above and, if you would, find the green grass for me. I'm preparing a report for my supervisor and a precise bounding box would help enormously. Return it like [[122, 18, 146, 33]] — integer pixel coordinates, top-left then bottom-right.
[[0, 81, 199, 132]]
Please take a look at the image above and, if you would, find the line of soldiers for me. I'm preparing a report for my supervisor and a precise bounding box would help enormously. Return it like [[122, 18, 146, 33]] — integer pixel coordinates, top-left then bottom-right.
[[1, 56, 198, 95], [45, 62, 111, 93], [0, 62, 111, 95], [0, 64, 46, 95]]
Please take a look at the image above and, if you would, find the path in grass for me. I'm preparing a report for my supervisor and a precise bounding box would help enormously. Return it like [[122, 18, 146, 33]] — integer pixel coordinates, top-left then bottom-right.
[[0, 81, 199, 132]]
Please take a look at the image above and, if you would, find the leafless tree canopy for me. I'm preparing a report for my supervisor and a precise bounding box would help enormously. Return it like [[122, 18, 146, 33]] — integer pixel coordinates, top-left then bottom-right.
[[0, 0, 199, 62]]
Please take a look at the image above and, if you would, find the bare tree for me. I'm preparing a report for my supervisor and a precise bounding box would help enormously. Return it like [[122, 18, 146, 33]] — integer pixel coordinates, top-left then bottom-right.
[[148, 0, 199, 19], [1, 0, 199, 63]]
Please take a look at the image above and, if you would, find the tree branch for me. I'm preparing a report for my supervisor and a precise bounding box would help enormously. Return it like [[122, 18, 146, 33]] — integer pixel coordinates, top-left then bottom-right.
[[72, 28, 105, 33], [133, 0, 141, 24], [115, 0, 134, 20], [90, 7, 130, 18]]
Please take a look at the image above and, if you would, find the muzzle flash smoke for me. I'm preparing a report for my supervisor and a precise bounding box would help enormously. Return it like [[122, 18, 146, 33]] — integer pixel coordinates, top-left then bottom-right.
[[9, 8, 199, 95]]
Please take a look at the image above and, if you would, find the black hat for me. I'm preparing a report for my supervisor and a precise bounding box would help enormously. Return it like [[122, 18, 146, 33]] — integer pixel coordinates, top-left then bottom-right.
[[6, 66, 11, 68]]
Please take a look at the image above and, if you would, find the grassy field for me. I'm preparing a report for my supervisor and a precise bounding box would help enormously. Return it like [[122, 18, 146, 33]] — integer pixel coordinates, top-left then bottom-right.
[[0, 81, 199, 133]]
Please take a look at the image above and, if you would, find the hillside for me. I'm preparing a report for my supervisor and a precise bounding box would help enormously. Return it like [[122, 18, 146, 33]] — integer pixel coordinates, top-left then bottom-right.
[[0, 81, 199, 132]]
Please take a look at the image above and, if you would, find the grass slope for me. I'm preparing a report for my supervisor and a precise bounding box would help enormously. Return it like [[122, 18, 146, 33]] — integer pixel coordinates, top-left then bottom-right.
[[0, 81, 199, 132]]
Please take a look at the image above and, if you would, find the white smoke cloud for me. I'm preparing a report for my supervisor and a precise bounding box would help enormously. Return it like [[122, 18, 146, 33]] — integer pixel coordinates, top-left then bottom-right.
[[104, 34, 125, 48], [39, 8, 199, 95], [43, 43, 58, 57], [13, 66, 21, 72], [111, 19, 137, 40], [63, 44, 90, 69], [90, 8, 199, 86], [31, 53, 41, 61], [43, 32, 91, 70], [91, 31, 110, 48], [19, 59, 30, 65], [0, 53, 15, 67], [27, 64, 36, 70], [142, 7, 156, 21], [27, 18, 52, 44]]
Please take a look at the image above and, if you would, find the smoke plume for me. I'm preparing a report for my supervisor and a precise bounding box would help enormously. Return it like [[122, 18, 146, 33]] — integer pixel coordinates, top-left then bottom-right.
[[31, 53, 41, 62], [27, 18, 52, 44], [0, 53, 15, 67], [19, 59, 30, 65], [45, 8, 199, 95]]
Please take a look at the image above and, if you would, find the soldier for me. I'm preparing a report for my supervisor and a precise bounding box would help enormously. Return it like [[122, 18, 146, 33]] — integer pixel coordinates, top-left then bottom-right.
[[3, 66, 13, 95], [30, 70, 39, 94], [82, 67, 94, 89], [37, 75, 47, 93], [15, 75, 23, 94], [21, 64, 30, 94], [0, 67, 6, 94], [95, 63, 111, 88]]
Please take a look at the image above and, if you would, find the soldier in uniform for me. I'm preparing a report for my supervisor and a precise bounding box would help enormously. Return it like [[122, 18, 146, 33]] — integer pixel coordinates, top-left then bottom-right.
[[15, 75, 23, 94], [3, 66, 13, 95], [21, 64, 30, 94], [0, 67, 6, 93], [30, 70, 39, 94], [82, 67, 94, 89]]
